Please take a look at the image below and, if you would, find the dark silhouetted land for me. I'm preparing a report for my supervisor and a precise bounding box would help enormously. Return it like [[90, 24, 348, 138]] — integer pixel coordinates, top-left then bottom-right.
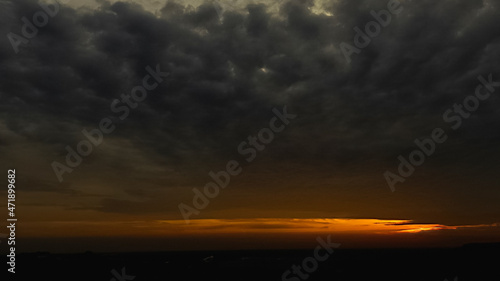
[[3, 243, 499, 281]]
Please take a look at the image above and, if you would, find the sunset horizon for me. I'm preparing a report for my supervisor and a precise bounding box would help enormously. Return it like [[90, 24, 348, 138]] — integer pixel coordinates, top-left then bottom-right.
[[1, 0, 500, 279]]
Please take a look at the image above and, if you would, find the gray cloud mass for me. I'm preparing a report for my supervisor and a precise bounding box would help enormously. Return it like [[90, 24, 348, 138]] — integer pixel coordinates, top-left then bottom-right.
[[1, 0, 499, 224]]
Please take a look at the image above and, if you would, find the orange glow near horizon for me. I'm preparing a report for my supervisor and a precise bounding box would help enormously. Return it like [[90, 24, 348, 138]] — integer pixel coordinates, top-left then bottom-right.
[[154, 218, 463, 235], [20, 217, 497, 238]]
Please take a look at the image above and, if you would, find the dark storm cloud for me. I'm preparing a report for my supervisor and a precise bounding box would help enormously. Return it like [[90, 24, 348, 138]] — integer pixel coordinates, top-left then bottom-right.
[[1, 0, 500, 223]]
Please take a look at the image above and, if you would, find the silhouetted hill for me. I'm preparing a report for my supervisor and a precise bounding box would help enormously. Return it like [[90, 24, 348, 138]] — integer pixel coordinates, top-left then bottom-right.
[[3, 244, 499, 281]]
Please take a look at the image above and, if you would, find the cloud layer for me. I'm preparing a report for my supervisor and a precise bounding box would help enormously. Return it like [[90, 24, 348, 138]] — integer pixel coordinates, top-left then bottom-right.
[[1, 0, 500, 226]]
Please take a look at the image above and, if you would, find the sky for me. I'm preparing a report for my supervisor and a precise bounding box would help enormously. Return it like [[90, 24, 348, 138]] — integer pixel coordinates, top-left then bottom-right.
[[0, 0, 500, 253]]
